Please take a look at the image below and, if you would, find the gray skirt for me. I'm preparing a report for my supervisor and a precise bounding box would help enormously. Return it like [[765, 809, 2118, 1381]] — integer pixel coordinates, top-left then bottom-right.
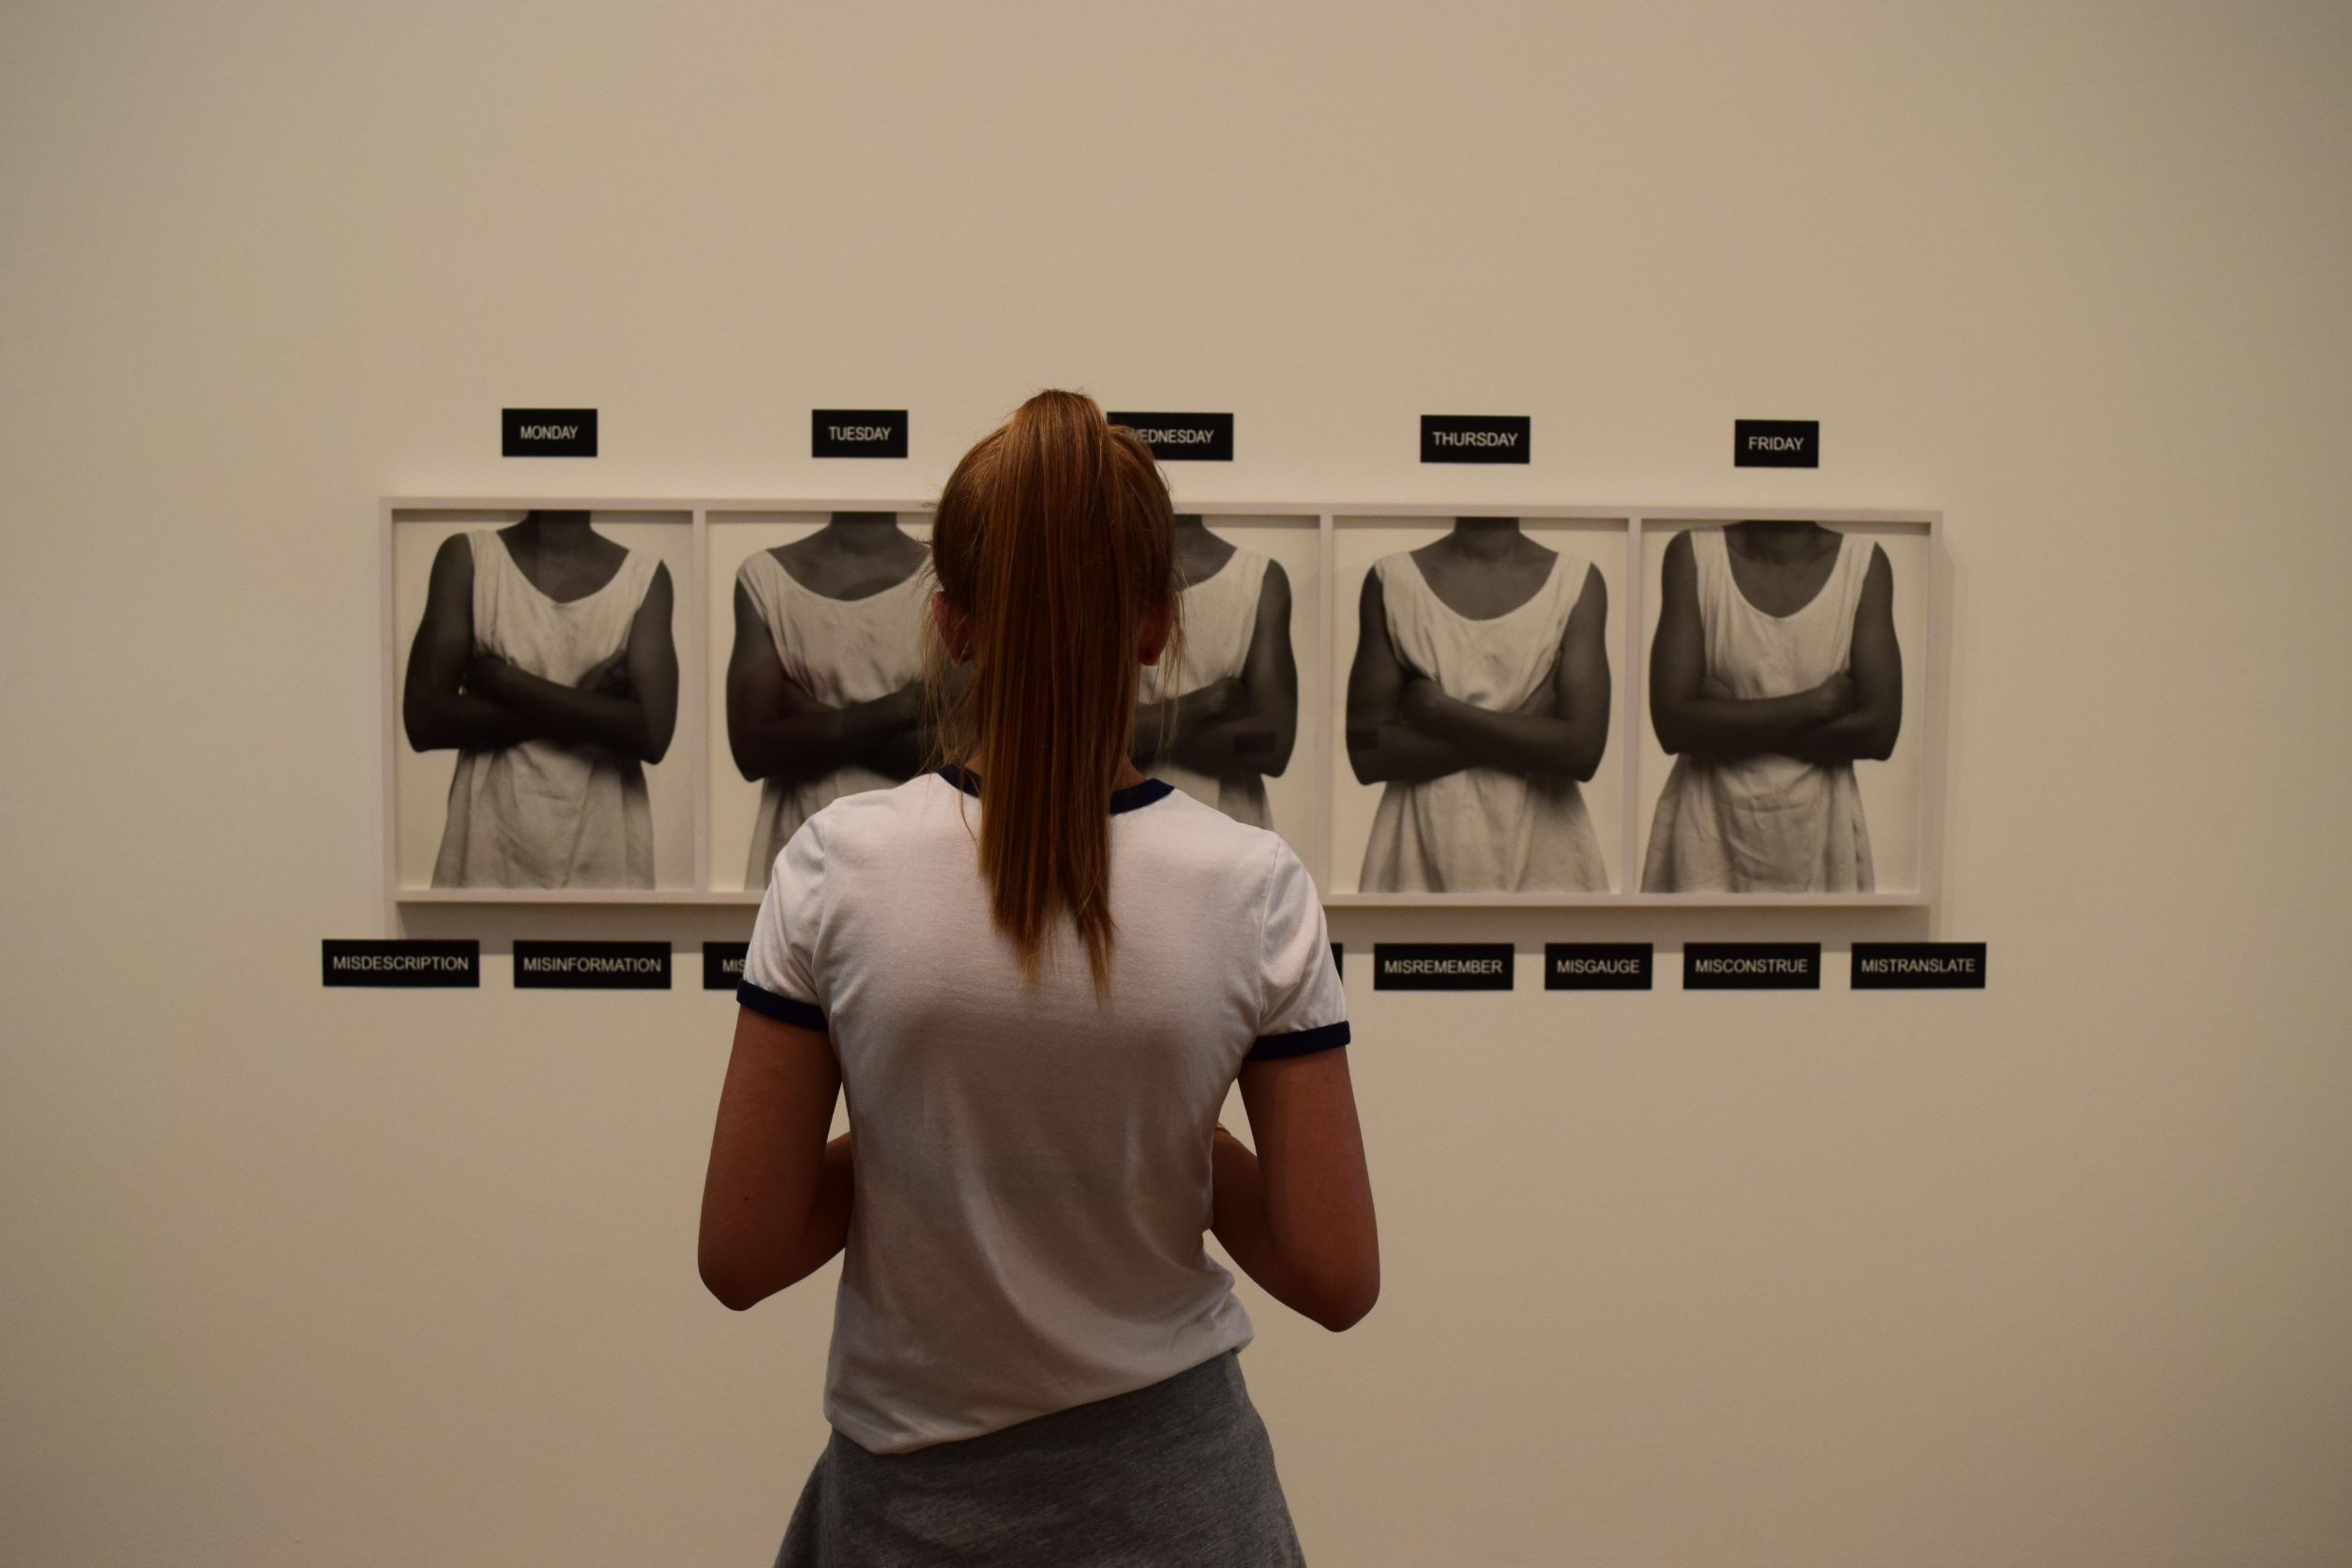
[[774, 1349, 1305, 1567]]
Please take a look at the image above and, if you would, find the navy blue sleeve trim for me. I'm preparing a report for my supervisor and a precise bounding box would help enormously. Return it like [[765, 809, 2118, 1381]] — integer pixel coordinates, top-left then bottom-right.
[[1246, 1020, 1350, 1061], [737, 980, 827, 1033]]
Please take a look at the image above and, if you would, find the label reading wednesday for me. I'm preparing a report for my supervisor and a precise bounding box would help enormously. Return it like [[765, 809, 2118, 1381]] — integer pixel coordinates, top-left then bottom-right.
[[811, 409, 909, 459], [1374, 942, 1513, 991], [1733, 418, 1818, 468], [1851, 942, 1988, 989], [321, 940, 479, 988], [513, 941, 671, 990], [703, 942, 750, 991], [1422, 415, 1531, 464], [501, 407, 597, 458], [1545, 943, 1653, 990], [1107, 411, 1233, 461], [1683, 942, 1821, 990]]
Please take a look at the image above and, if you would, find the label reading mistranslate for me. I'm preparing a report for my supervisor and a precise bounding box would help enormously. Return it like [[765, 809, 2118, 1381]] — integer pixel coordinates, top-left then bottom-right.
[[1683, 942, 1821, 990], [703, 942, 751, 991], [1422, 415, 1531, 464], [1374, 943, 1513, 991], [1851, 942, 1987, 990], [1545, 943, 1653, 990], [322, 940, 479, 988], [513, 941, 671, 990], [1733, 418, 1817, 468], [502, 407, 597, 458], [1107, 412, 1233, 462], [811, 409, 909, 459]]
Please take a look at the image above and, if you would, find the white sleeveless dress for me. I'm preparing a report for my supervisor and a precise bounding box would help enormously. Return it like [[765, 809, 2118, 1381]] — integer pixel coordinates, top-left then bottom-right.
[[1358, 550, 1609, 893], [431, 530, 657, 889], [1641, 529, 1876, 893], [740, 550, 929, 887], [1140, 548, 1274, 829]]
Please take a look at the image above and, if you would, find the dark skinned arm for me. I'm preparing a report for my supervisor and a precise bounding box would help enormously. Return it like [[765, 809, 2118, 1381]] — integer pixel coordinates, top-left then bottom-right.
[[1400, 564, 1611, 782], [469, 564, 679, 764], [698, 1007, 852, 1310], [725, 580, 922, 783], [1157, 562, 1300, 777], [402, 534, 525, 752], [1775, 546, 1902, 763], [1649, 532, 1851, 760], [1344, 569, 1481, 785]]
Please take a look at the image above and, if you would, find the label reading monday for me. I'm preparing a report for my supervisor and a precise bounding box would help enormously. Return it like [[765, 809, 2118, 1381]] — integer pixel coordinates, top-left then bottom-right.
[[501, 407, 597, 458], [1851, 942, 1988, 989], [1374, 942, 1513, 991], [811, 408, 909, 459], [1106, 412, 1233, 461], [514, 941, 671, 990], [1683, 942, 1821, 990], [321, 940, 479, 988]]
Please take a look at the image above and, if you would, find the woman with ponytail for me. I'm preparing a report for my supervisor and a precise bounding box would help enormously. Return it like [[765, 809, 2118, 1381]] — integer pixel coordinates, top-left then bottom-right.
[[700, 390, 1378, 1565]]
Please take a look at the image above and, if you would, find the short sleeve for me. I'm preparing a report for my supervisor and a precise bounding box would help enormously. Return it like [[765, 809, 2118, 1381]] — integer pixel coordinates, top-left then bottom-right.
[[1247, 838, 1349, 1061], [737, 818, 827, 1032]]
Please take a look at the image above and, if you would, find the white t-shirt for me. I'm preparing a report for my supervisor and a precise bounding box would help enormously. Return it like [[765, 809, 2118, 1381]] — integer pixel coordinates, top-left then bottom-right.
[[739, 765, 1349, 1455]]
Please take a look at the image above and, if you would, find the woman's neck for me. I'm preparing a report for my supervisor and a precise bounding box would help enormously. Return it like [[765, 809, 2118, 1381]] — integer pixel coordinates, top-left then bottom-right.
[[959, 752, 1150, 792]]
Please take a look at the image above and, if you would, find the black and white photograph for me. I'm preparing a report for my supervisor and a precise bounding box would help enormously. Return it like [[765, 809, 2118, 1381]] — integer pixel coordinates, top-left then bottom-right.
[[708, 511, 936, 893], [1330, 515, 1628, 897], [1635, 517, 1930, 897], [390, 507, 697, 892], [1137, 512, 1326, 881]]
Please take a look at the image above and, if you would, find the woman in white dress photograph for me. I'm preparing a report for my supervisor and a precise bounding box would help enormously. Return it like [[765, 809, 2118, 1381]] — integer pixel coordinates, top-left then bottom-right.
[[1642, 520, 1901, 893], [402, 509, 677, 889], [1345, 517, 1611, 892]]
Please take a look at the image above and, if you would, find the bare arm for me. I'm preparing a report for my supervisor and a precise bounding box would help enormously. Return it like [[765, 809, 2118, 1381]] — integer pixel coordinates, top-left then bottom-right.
[[1344, 569, 1482, 785], [469, 565, 679, 763], [1211, 1048, 1379, 1332], [726, 581, 922, 783], [1650, 532, 1848, 759], [698, 1007, 852, 1311], [1403, 564, 1611, 782], [1777, 546, 1902, 763], [401, 535, 524, 752], [1158, 563, 1300, 777]]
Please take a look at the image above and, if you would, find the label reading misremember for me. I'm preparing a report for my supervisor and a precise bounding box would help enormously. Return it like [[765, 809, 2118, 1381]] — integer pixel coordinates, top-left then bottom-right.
[[703, 942, 750, 991], [1373, 942, 1514, 991]]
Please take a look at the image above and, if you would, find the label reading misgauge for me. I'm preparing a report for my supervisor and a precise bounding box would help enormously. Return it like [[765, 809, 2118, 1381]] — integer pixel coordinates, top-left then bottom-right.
[[1683, 942, 1821, 990], [1373, 943, 1514, 991], [811, 409, 909, 459], [513, 941, 671, 990], [1851, 942, 1988, 989], [703, 942, 750, 990], [322, 940, 479, 988], [1107, 412, 1233, 461], [501, 408, 597, 457], [1422, 415, 1531, 464], [1733, 418, 1817, 468], [1545, 943, 1653, 990]]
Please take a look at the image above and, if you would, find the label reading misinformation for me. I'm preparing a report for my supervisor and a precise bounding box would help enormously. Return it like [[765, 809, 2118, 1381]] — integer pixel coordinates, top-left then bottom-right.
[[1683, 942, 1821, 990], [1851, 942, 1988, 989], [501, 408, 597, 458], [1106, 411, 1234, 461], [703, 942, 751, 991], [322, 940, 479, 988], [1373, 943, 1514, 991], [1733, 418, 1818, 468], [811, 409, 909, 459], [1545, 943, 1654, 990], [1422, 415, 1531, 464], [513, 941, 671, 990]]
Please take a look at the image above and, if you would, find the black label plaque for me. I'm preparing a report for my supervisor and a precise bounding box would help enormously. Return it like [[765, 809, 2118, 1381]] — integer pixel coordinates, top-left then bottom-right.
[[513, 941, 671, 990], [1107, 411, 1233, 461], [1545, 943, 1653, 990], [1683, 942, 1821, 990], [1733, 418, 1817, 468], [322, 940, 478, 988], [502, 408, 597, 458], [811, 409, 909, 459], [1330, 942, 1343, 977], [1852, 942, 1988, 990], [1422, 415, 1531, 464], [1374, 943, 1514, 991], [703, 942, 751, 991]]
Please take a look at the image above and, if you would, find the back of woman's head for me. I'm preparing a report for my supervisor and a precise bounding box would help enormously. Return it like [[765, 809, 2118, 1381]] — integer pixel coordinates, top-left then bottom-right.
[[927, 389, 1179, 991]]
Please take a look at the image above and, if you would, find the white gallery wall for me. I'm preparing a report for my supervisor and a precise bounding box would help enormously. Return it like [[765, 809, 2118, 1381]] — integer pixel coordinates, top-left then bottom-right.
[[5, 3, 2348, 1563]]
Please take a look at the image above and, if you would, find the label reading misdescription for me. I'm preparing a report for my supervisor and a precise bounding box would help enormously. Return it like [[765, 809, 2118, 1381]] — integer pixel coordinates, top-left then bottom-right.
[[513, 941, 671, 990], [1851, 942, 1988, 989], [322, 940, 479, 988], [1107, 411, 1234, 461], [811, 409, 909, 459], [501, 408, 597, 458], [1733, 418, 1818, 468], [703, 942, 750, 991], [1373, 942, 1514, 991], [1422, 415, 1531, 464], [1545, 943, 1654, 990], [1682, 942, 1821, 990]]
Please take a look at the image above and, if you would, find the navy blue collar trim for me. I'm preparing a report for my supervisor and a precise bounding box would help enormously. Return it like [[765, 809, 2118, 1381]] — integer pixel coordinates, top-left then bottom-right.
[[937, 764, 1174, 815]]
